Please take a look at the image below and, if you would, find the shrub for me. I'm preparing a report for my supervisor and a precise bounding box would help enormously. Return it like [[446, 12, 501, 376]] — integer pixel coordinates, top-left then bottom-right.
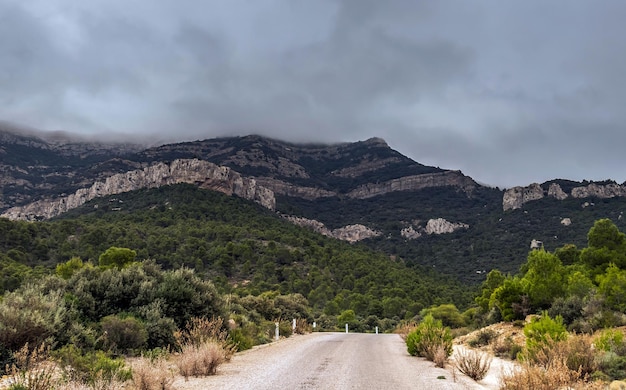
[[54, 345, 131, 385], [500, 358, 603, 390], [595, 329, 625, 353], [100, 315, 148, 354], [405, 315, 452, 363], [527, 334, 596, 377], [229, 328, 253, 351], [0, 284, 67, 350], [176, 341, 225, 378], [492, 336, 523, 360], [595, 351, 626, 381], [455, 348, 492, 380], [468, 329, 496, 348], [524, 311, 567, 360]]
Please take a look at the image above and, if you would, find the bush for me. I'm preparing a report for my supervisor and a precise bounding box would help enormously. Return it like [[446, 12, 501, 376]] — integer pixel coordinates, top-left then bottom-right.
[[229, 328, 254, 351], [54, 345, 132, 385], [500, 359, 604, 390], [0, 284, 67, 350], [526, 334, 596, 377], [176, 341, 225, 378], [455, 348, 492, 381], [524, 311, 567, 360], [468, 329, 496, 347], [595, 351, 626, 381], [492, 336, 524, 360], [100, 315, 148, 354], [405, 315, 452, 363], [595, 329, 626, 354]]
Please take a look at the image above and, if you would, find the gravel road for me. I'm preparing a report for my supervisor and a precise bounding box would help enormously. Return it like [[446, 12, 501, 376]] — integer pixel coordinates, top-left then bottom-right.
[[173, 332, 500, 390]]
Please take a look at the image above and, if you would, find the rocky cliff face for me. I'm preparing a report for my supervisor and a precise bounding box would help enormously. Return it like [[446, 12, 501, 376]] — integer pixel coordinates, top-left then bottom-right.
[[347, 171, 476, 199], [503, 182, 626, 210], [1, 159, 275, 221]]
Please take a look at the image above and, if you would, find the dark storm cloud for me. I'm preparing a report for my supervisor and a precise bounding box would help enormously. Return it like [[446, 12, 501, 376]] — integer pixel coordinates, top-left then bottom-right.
[[2, 0, 626, 187]]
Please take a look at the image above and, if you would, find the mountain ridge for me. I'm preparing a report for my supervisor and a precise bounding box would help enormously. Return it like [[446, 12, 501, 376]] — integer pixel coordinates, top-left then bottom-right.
[[4, 126, 626, 283]]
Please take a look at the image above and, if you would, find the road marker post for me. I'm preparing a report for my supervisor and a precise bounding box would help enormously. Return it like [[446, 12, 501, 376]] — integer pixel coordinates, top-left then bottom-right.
[[376, 326, 379, 334], [275, 322, 279, 341], [345, 323, 349, 333]]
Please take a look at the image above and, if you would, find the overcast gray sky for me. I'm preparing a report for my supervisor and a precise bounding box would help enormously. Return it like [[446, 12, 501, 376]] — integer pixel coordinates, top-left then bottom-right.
[[2, 0, 625, 188]]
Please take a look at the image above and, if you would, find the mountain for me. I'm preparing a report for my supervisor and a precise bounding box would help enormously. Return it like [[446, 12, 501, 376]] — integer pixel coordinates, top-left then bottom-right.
[[2, 128, 626, 284]]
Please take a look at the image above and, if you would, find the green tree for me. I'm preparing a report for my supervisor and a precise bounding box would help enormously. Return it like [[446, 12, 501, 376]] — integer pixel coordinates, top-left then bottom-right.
[[588, 218, 626, 251], [420, 304, 466, 328], [597, 264, 626, 312], [98, 247, 137, 269], [476, 269, 505, 312], [554, 244, 580, 266], [56, 257, 84, 280], [521, 249, 565, 309], [489, 277, 526, 321]]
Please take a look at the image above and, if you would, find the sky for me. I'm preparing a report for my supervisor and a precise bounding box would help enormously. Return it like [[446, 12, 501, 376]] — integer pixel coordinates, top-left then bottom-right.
[[2, 0, 626, 188]]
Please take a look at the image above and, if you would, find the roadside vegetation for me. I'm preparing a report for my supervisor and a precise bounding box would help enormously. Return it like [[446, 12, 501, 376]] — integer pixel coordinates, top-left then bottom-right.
[[3, 184, 626, 387], [405, 217, 626, 388]]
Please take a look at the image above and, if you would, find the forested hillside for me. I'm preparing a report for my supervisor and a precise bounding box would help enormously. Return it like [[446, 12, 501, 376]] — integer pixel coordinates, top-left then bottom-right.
[[0, 184, 473, 316]]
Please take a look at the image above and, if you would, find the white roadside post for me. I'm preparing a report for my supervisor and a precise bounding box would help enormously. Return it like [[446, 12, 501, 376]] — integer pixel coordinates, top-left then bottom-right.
[[375, 326, 379, 335], [345, 323, 349, 334], [275, 322, 279, 341], [313, 322, 316, 332], [292, 318, 296, 332]]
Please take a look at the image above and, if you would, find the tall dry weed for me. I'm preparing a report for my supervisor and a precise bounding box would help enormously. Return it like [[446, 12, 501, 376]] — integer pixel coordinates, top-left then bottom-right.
[[455, 348, 492, 381], [176, 340, 225, 379], [131, 355, 175, 390], [5, 343, 57, 390]]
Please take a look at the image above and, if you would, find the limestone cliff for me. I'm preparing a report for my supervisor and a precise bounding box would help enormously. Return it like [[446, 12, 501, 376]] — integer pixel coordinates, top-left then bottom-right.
[[347, 171, 476, 199], [255, 178, 336, 200], [1, 159, 275, 221], [503, 182, 626, 210], [502, 183, 545, 211]]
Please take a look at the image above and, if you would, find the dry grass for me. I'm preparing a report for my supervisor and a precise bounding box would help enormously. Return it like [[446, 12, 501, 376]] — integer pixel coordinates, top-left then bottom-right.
[[130, 356, 175, 390], [530, 334, 596, 377], [176, 340, 226, 379], [454, 348, 492, 381], [500, 358, 606, 390], [175, 317, 236, 362], [395, 322, 417, 342], [433, 346, 448, 368], [5, 343, 57, 390]]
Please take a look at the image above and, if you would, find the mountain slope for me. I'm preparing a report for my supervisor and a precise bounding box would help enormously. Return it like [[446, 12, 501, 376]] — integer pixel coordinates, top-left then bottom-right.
[[0, 184, 474, 317], [3, 129, 626, 284]]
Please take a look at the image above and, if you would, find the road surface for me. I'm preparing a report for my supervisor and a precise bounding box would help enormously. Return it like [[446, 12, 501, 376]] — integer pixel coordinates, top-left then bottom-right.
[[173, 332, 498, 389]]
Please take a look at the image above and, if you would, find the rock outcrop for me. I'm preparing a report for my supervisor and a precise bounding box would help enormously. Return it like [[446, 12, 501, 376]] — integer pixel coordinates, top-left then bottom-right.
[[400, 218, 469, 239], [571, 183, 626, 199], [1, 159, 275, 221], [347, 171, 476, 199], [503, 182, 626, 211], [548, 183, 568, 200], [283, 215, 381, 243], [255, 178, 336, 200], [502, 183, 545, 211], [332, 225, 382, 243], [425, 218, 470, 235]]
